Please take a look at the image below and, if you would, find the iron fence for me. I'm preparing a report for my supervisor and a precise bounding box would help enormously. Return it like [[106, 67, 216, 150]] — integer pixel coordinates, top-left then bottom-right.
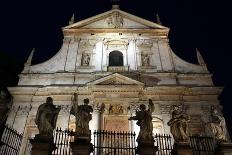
[[0, 124, 23, 155], [52, 128, 74, 155], [154, 134, 173, 155], [93, 130, 136, 155], [190, 135, 217, 155]]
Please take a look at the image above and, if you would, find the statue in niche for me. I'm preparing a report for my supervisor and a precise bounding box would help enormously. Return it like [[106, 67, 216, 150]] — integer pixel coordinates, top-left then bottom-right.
[[0, 89, 12, 125], [35, 97, 61, 137], [141, 53, 150, 66], [208, 106, 228, 142], [81, 53, 90, 66], [167, 103, 190, 143], [129, 99, 155, 143], [70, 93, 93, 136]]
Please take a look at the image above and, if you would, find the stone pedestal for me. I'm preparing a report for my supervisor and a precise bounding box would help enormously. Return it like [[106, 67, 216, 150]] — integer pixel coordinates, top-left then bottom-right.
[[30, 134, 56, 155], [136, 141, 158, 155], [216, 142, 232, 155], [171, 142, 192, 155], [70, 136, 93, 155]]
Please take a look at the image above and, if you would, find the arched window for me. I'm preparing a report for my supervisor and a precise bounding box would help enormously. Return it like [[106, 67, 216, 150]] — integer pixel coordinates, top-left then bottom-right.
[[109, 51, 123, 66]]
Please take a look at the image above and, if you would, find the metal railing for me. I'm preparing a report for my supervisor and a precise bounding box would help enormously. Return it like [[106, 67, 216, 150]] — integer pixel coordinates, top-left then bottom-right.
[[0, 124, 23, 155], [190, 135, 217, 155], [93, 130, 136, 155], [154, 134, 173, 155], [52, 128, 74, 155]]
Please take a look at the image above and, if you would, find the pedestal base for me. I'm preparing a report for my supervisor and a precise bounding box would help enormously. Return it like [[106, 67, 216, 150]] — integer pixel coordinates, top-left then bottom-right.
[[172, 142, 192, 155], [136, 141, 158, 155], [30, 134, 56, 155], [216, 142, 232, 155], [70, 137, 93, 155]]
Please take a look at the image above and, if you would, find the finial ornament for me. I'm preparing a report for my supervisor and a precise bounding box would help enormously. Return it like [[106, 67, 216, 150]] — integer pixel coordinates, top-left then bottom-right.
[[69, 13, 75, 25], [196, 48, 206, 65], [22, 48, 35, 73], [156, 13, 162, 25]]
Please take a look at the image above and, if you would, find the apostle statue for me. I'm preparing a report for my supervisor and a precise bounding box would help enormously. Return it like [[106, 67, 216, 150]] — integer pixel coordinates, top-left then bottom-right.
[[141, 53, 150, 67], [208, 106, 228, 142], [167, 103, 190, 143], [129, 99, 155, 143], [35, 97, 61, 137], [81, 53, 90, 66], [70, 93, 93, 137], [0, 88, 12, 125]]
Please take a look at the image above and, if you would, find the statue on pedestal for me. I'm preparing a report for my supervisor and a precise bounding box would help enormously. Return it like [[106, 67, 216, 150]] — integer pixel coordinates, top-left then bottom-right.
[[208, 106, 228, 142], [129, 99, 155, 143], [70, 93, 93, 137], [35, 97, 61, 137], [167, 103, 190, 143], [0, 88, 12, 125]]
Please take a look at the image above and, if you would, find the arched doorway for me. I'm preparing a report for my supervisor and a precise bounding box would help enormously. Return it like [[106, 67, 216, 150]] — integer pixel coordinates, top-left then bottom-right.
[[109, 51, 123, 66]]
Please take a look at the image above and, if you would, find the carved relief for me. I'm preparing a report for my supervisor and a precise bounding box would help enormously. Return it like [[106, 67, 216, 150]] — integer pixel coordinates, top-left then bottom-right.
[[78, 40, 96, 51], [109, 104, 123, 114], [107, 12, 124, 28], [104, 40, 128, 51]]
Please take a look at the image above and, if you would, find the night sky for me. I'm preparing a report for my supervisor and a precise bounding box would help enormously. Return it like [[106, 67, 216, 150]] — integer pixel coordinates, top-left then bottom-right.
[[0, 0, 231, 135]]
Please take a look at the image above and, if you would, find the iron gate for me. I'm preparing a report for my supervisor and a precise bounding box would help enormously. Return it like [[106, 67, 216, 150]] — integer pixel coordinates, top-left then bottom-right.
[[93, 130, 136, 155]]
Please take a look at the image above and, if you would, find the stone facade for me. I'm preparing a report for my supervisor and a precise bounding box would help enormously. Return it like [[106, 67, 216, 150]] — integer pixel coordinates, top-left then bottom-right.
[[6, 5, 229, 154]]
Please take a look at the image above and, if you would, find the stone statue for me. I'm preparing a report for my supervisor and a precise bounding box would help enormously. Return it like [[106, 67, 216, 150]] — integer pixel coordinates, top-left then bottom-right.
[[129, 99, 155, 143], [167, 103, 190, 142], [35, 97, 61, 136], [208, 106, 228, 142], [0, 88, 12, 125], [81, 53, 90, 66], [70, 93, 93, 136], [141, 53, 150, 66]]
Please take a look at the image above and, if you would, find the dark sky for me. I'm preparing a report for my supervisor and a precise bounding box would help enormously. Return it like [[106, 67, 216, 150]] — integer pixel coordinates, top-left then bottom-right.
[[0, 0, 231, 135]]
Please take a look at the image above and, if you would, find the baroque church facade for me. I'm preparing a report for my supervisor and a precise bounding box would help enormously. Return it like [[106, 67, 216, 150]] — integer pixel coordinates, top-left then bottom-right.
[[6, 5, 229, 154]]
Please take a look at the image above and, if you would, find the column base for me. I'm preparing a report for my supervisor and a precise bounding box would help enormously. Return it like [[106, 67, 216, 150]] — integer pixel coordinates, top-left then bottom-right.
[[30, 134, 56, 155], [171, 142, 192, 155]]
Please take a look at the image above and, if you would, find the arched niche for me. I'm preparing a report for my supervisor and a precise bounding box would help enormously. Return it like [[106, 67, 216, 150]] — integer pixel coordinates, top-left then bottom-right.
[[109, 51, 124, 66]]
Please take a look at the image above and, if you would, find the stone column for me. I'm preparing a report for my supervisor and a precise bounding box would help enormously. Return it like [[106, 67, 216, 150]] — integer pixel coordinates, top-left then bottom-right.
[[171, 142, 192, 155], [216, 143, 232, 155]]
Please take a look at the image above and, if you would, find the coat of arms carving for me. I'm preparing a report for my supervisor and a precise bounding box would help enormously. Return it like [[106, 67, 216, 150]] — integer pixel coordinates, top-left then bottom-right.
[[107, 12, 124, 28]]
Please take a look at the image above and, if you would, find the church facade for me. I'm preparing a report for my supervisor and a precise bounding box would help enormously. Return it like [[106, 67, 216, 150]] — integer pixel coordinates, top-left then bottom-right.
[[6, 5, 228, 154]]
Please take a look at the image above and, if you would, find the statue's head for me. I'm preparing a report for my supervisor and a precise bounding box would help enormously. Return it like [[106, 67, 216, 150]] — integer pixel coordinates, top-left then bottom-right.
[[84, 98, 89, 105], [46, 97, 53, 104], [139, 104, 146, 111]]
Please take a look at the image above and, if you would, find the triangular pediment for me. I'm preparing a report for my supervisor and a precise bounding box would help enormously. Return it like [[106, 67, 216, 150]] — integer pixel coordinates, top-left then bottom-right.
[[87, 73, 144, 86], [64, 8, 167, 30]]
